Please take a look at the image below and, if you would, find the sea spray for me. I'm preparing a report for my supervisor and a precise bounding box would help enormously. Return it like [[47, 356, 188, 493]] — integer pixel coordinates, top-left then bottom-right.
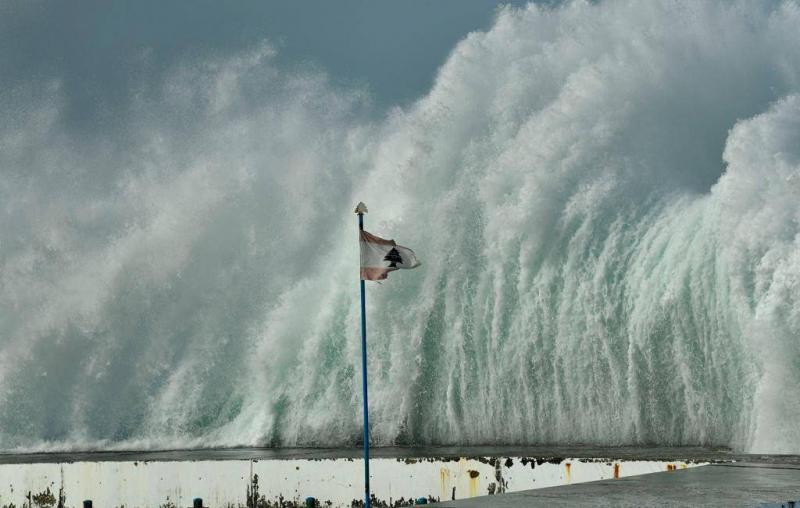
[[1, 1, 800, 453]]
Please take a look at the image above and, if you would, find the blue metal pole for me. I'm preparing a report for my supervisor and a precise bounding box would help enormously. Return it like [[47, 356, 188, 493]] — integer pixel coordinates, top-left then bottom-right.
[[358, 211, 371, 508]]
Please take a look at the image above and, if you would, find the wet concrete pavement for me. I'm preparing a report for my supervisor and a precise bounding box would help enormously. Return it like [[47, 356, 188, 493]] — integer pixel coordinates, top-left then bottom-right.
[[435, 462, 800, 507]]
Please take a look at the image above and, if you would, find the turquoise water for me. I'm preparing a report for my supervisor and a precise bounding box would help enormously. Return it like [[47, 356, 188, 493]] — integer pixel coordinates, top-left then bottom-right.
[[1, 1, 800, 453]]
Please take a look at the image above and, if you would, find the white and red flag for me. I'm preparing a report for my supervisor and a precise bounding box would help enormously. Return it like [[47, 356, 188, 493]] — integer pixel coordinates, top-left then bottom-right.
[[359, 230, 420, 281]]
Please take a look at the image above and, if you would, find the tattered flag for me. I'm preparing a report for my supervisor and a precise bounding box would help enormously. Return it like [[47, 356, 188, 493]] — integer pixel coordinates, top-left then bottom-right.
[[359, 230, 420, 281]]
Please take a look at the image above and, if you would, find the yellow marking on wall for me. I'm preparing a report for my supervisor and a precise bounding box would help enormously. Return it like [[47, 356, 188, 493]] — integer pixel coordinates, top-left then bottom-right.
[[467, 469, 480, 497], [565, 462, 572, 484], [439, 467, 450, 499]]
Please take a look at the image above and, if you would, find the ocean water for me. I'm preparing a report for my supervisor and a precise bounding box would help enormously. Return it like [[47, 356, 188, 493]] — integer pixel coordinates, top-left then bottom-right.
[[1, 1, 800, 454]]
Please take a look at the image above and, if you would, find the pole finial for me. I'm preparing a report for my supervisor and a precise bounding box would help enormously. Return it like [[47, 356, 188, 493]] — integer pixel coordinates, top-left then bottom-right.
[[355, 202, 368, 215]]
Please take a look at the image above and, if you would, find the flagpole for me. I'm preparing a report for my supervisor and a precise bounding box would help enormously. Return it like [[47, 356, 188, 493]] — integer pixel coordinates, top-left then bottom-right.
[[355, 202, 371, 508]]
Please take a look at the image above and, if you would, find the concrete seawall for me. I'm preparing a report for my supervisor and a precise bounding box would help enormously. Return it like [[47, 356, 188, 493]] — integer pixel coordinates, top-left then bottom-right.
[[0, 447, 718, 507]]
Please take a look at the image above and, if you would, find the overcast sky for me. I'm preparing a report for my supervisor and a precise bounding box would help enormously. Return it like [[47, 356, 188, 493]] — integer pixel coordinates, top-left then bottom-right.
[[0, 1, 550, 127]]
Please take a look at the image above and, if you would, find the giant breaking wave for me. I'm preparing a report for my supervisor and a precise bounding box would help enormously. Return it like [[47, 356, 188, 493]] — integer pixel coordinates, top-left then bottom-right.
[[1, 0, 800, 453]]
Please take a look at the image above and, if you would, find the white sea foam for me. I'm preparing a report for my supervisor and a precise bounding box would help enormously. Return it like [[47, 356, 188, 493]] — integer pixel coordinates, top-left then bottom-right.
[[1, 1, 800, 453]]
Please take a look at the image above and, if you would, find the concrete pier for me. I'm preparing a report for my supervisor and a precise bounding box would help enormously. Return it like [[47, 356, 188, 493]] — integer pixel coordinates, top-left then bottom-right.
[[434, 463, 800, 507], [2, 447, 798, 507]]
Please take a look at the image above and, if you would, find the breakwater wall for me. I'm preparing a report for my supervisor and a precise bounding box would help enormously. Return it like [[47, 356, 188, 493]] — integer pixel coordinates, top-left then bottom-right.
[[0, 455, 701, 507]]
